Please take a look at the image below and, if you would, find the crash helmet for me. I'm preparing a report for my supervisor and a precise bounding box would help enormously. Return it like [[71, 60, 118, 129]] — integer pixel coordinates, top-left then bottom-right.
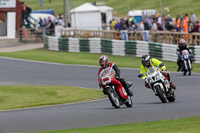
[[141, 55, 150, 67], [99, 55, 109, 69], [179, 39, 186, 48]]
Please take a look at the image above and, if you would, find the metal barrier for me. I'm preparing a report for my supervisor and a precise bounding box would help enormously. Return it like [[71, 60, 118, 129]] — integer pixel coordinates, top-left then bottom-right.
[[18, 28, 43, 43], [61, 29, 200, 45]]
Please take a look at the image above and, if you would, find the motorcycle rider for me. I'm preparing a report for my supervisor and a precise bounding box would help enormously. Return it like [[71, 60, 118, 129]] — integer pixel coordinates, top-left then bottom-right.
[[98, 55, 133, 96], [176, 39, 192, 71], [140, 55, 176, 92]]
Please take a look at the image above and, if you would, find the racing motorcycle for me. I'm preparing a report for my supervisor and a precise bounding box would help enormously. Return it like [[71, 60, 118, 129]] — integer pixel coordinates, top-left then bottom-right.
[[138, 65, 175, 103], [180, 49, 192, 76], [99, 67, 133, 108]]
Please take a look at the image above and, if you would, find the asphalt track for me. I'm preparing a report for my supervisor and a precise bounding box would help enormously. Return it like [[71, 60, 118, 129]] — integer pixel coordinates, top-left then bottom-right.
[[0, 57, 200, 133]]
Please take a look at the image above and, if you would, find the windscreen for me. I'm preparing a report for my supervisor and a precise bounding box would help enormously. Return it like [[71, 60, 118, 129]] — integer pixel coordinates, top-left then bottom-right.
[[147, 66, 156, 75], [100, 67, 115, 78]]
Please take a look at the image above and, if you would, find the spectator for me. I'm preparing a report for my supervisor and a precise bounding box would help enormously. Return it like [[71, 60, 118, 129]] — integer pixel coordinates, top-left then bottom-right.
[[114, 21, 121, 31], [129, 23, 137, 31], [21, 2, 25, 25], [58, 14, 65, 26], [143, 18, 150, 30], [151, 21, 157, 31], [146, 16, 152, 30], [38, 17, 44, 28], [188, 23, 194, 33], [38, 17, 45, 35], [165, 14, 173, 31], [137, 21, 144, 31], [157, 15, 162, 25], [120, 17, 127, 30], [190, 13, 196, 24], [157, 23, 163, 31], [45, 17, 55, 36], [192, 21, 200, 32], [182, 14, 189, 34], [175, 15, 182, 32], [110, 19, 117, 30], [24, 5, 32, 26]]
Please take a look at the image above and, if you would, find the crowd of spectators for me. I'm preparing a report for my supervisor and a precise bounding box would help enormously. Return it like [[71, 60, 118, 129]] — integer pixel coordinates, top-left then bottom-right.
[[20, 1, 199, 38], [37, 14, 65, 36], [110, 13, 199, 34], [20, 2, 65, 36]]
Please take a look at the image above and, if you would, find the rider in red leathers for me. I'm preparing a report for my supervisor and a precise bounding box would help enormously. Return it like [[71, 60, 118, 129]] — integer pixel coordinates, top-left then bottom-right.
[[98, 55, 133, 96]]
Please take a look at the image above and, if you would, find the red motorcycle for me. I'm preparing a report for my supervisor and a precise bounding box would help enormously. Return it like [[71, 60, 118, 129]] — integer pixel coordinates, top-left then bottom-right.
[[99, 67, 133, 108]]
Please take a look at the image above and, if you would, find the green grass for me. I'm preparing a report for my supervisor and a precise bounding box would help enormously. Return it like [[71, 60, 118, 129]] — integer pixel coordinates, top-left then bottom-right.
[[20, 0, 200, 18], [0, 85, 104, 110], [27, 116, 200, 133], [0, 48, 200, 72]]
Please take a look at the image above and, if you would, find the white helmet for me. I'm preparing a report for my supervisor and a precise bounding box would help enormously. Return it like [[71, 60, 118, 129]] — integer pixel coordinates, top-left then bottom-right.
[[179, 39, 186, 44], [179, 39, 186, 48]]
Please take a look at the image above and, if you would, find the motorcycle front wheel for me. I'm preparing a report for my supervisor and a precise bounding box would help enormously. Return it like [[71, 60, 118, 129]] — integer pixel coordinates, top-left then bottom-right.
[[125, 96, 133, 108], [154, 85, 167, 103], [106, 87, 120, 108]]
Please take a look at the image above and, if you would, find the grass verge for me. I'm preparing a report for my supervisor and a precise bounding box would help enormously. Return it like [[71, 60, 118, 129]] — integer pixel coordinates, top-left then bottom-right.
[[27, 116, 200, 133], [0, 48, 200, 72], [0, 85, 105, 110]]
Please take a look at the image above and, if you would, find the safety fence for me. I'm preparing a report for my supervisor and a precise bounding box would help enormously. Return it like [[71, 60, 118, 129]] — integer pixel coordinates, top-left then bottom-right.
[[60, 29, 200, 46], [43, 36, 200, 63], [18, 28, 43, 43]]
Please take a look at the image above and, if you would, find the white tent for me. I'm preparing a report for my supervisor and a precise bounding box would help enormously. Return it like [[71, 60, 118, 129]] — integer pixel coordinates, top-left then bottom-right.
[[128, 9, 157, 17], [70, 3, 102, 30], [143, 9, 157, 16], [128, 10, 143, 16]]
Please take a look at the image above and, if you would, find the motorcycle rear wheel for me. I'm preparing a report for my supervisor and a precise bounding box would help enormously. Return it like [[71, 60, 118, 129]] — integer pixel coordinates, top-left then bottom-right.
[[106, 87, 120, 108], [167, 91, 176, 102], [155, 85, 167, 103]]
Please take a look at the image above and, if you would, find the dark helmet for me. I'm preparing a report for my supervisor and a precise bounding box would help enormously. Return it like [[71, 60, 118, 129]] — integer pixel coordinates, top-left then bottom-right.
[[99, 55, 109, 69], [141, 55, 150, 67], [179, 39, 186, 48]]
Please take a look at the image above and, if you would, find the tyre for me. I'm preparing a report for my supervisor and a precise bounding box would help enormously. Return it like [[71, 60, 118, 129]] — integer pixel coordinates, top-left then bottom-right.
[[106, 87, 120, 108], [188, 70, 191, 76], [167, 93, 176, 102], [183, 71, 186, 76], [187, 60, 192, 76], [125, 96, 133, 108], [154, 85, 167, 103]]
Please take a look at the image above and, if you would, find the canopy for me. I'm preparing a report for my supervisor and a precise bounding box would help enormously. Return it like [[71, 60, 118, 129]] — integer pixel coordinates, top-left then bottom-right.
[[97, 6, 113, 13], [31, 9, 54, 15], [70, 3, 100, 13], [128, 10, 143, 16]]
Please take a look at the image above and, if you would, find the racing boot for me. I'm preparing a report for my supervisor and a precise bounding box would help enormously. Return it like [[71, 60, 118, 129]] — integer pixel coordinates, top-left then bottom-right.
[[170, 82, 176, 90], [127, 82, 133, 88], [167, 82, 176, 97], [125, 82, 133, 96]]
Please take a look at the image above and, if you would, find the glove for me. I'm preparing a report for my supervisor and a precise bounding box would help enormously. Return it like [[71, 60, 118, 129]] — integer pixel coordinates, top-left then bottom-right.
[[161, 69, 170, 80], [161, 69, 167, 75], [144, 79, 150, 88]]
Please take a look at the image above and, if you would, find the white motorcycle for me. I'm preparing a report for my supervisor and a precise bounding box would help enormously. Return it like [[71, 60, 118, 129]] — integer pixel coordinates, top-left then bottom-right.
[[181, 49, 192, 76], [138, 64, 175, 103]]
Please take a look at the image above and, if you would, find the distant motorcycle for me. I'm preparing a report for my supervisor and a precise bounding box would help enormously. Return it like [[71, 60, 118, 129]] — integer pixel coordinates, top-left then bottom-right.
[[99, 67, 133, 108], [181, 49, 192, 76], [138, 65, 175, 103]]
